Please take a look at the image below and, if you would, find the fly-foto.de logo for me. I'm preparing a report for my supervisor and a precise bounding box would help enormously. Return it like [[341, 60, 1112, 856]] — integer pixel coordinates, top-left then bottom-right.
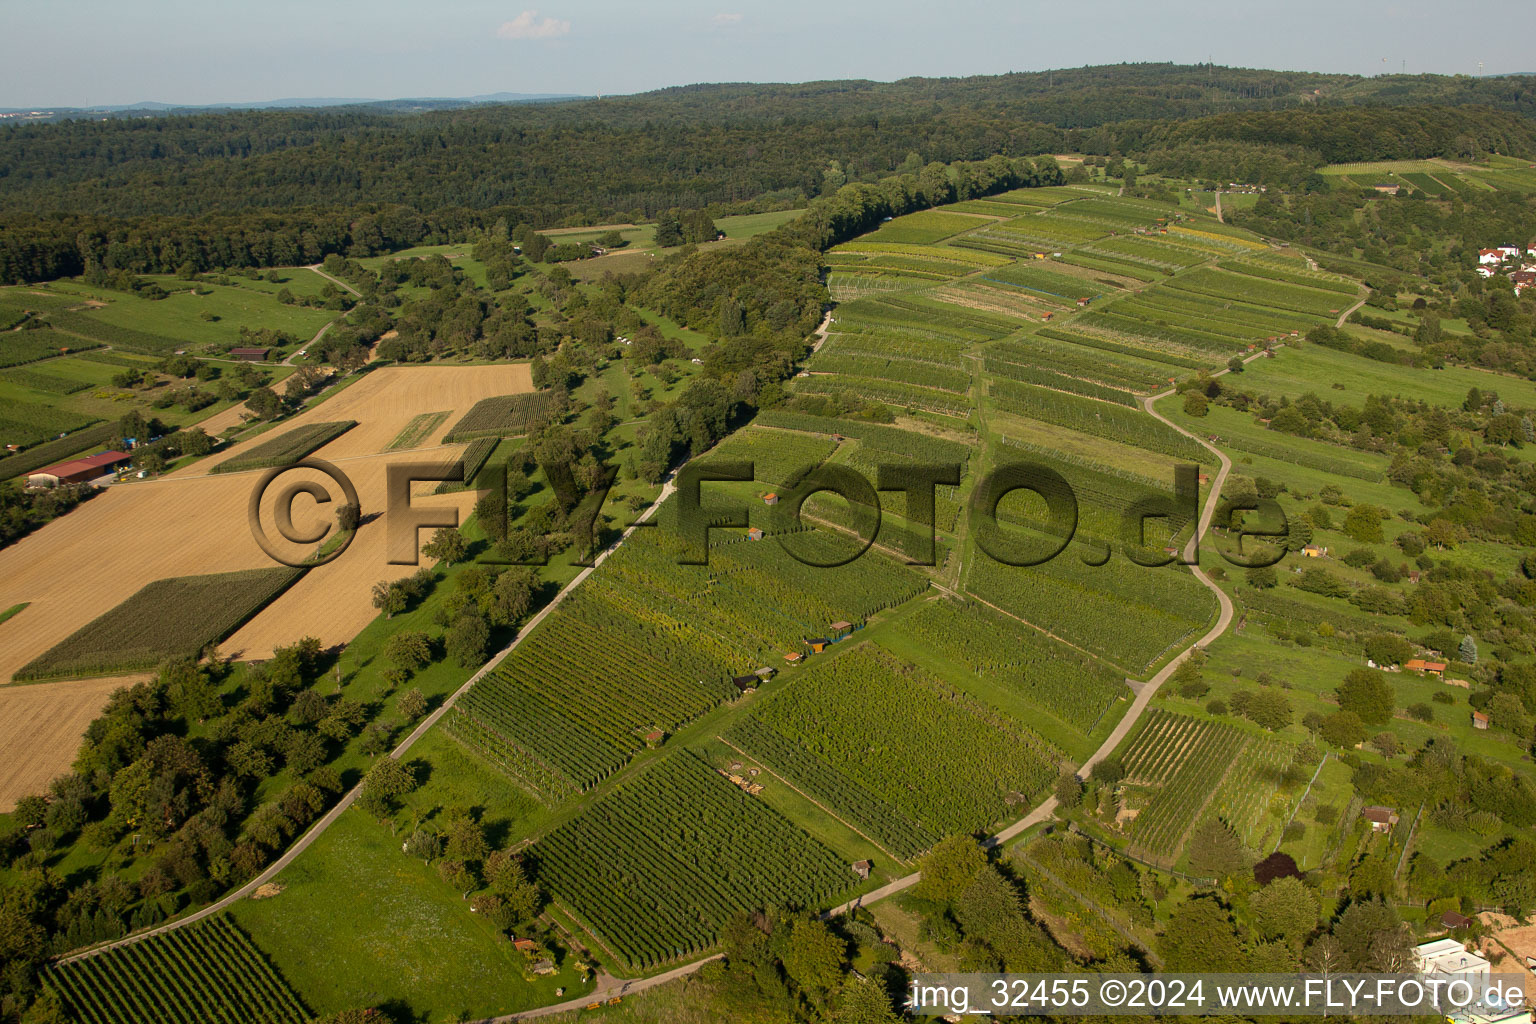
[[247, 454, 1290, 572]]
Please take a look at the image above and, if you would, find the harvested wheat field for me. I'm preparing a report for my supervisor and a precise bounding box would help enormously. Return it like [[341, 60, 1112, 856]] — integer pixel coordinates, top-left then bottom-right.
[[0, 676, 148, 810], [0, 363, 532, 682]]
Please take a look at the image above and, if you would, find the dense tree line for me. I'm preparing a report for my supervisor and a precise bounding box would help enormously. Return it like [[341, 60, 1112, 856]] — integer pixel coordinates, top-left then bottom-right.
[[5, 70, 1536, 283]]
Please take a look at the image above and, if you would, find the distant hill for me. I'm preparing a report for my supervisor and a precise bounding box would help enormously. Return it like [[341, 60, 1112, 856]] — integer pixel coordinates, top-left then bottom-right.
[[0, 92, 583, 121]]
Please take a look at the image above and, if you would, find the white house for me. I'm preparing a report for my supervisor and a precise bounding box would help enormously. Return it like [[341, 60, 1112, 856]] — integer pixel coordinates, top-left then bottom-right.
[[1478, 266, 1496, 278], [1499, 245, 1523, 260], [1480, 249, 1503, 265], [1415, 938, 1491, 980]]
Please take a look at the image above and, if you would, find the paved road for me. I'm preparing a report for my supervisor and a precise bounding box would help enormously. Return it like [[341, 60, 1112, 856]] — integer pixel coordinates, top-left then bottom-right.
[[57, 472, 680, 967], [1214, 191, 1224, 223]]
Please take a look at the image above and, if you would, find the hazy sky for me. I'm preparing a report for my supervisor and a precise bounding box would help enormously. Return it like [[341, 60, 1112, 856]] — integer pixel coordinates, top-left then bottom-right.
[[5, 0, 1533, 108]]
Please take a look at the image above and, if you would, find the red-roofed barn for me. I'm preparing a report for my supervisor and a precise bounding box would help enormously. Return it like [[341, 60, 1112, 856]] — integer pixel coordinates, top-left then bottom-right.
[[27, 451, 131, 488]]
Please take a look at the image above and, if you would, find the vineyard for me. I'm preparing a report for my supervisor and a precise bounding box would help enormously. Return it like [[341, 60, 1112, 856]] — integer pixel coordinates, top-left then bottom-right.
[[209, 420, 356, 473], [0, 330, 82, 368], [751, 411, 973, 466], [1206, 735, 1298, 850], [900, 598, 1127, 733], [863, 210, 984, 244], [728, 645, 1061, 854], [967, 554, 1213, 674], [987, 336, 1174, 393], [42, 309, 181, 355], [790, 373, 972, 417], [0, 397, 97, 448], [1117, 710, 1253, 863], [450, 520, 925, 797], [532, 751, 850, 969], [442, 391, 561, 441], [0, 367, 91, 394], [45, 914, 309, 1024], [1164, 266, 1351, 317], [698, 426, 839, 487], [15, 567, 305, 679], [988, 378, 1210, 463]]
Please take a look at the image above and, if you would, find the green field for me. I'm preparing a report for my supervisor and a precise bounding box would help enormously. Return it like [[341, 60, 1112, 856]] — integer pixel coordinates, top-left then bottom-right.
[[15, 567, 304, 680], [31, 273, 336, 352], [233, 809, 584, 1019], [209, 420, 356, 473]]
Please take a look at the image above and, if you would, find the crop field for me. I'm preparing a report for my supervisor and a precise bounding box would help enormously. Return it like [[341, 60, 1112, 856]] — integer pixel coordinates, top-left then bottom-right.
[[698, 426, 839, 487], [1119, 710, 1250, 863], [15, 567, 304, 679], [442, 391, 561, 441], [450, 521, 926, 797], [0, 365, 524, 683], [46, 914, 309, 1024], [532, 751, 850, 968], [208, 420, 357, 473], [967, 553, 1213, 674], [726, 645, 1060, 859], [0, 366, 92, 394], [385, 410, 450, 450], [0, 675, 140, 812], [862, 210, 985, 244], [900, 598, 1127, 733]]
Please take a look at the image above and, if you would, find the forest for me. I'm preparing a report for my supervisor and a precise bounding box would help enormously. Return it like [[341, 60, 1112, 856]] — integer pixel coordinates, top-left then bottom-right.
[[3, 66, 1536, 283]]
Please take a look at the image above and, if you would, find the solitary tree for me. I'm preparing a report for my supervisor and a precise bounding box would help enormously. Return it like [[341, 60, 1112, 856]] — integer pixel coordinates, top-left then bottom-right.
[[1458, 635, 1478, 664], [359, 756, 416, 818], [1337, 668, 1394, 725], [421, 529, 468, 566]]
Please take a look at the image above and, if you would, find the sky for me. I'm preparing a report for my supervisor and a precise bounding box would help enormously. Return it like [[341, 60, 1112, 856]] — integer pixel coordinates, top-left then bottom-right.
[[5, 0, 1534, 108]]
